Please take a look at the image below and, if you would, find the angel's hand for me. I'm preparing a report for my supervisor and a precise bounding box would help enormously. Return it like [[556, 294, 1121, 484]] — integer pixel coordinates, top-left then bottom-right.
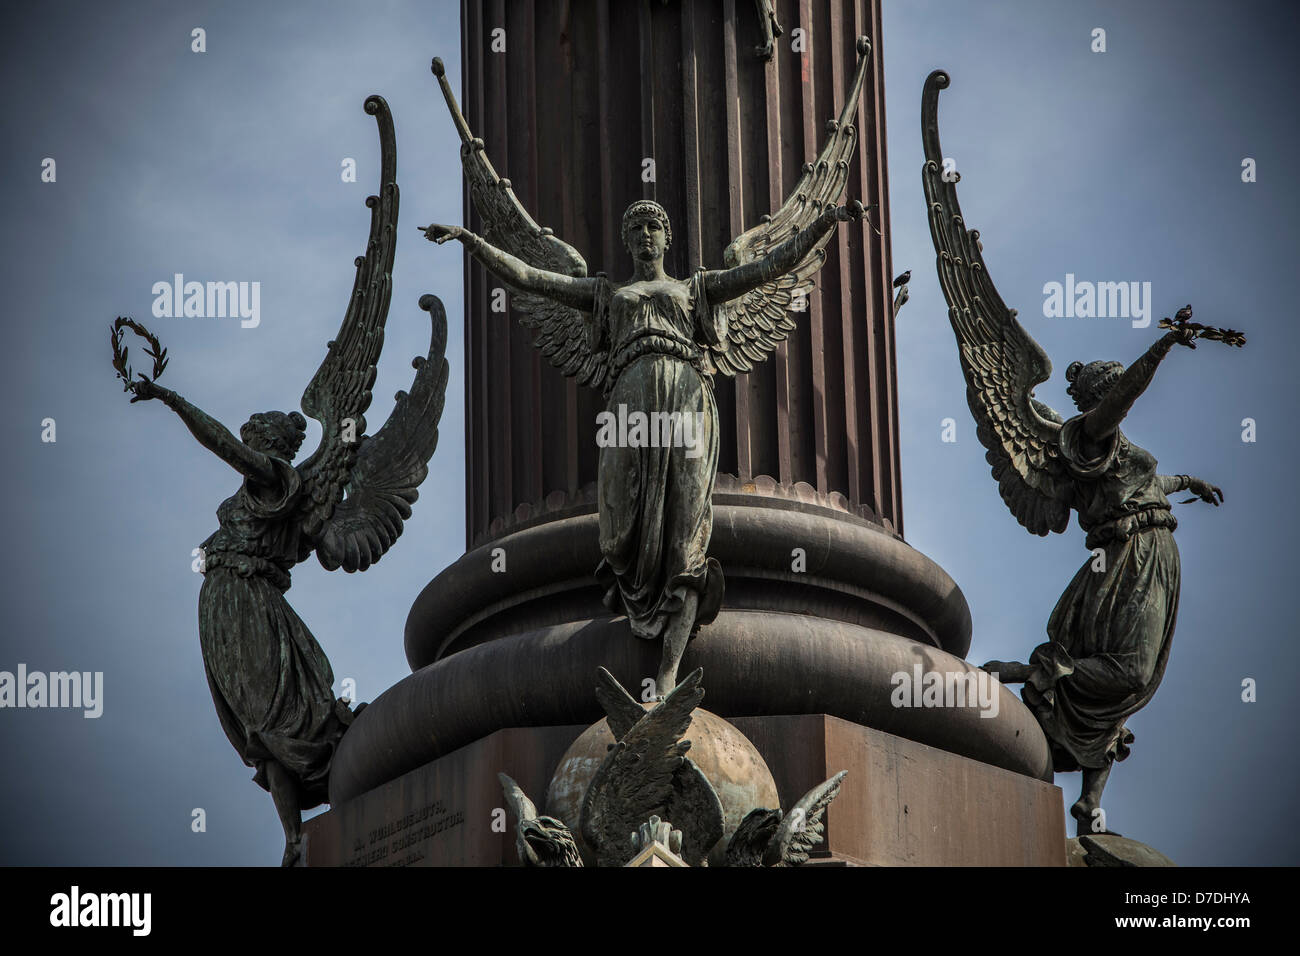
[[1187, 477, 1224, 506], [420, 223, 464, 245], [129, 376, 167, 404], [1164, 324, 1198, 349]]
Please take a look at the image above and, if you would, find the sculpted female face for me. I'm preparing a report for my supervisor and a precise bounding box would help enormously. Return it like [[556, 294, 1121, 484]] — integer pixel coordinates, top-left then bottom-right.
[[626, 216, 667, 262], [621, 200, 672, 264]]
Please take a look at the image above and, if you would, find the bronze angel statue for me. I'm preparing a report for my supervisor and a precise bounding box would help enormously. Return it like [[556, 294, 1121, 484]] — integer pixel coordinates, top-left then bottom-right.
[[117, 96, 450, 866], [922, 71, 1239, 835], [421, 40, 873, 695]]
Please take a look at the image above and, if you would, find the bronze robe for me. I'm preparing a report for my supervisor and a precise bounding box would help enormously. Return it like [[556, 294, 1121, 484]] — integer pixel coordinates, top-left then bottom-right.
[[1023, 415, 1181, 772], [197, 458, 352, 808], [591, 273, 725, 640]]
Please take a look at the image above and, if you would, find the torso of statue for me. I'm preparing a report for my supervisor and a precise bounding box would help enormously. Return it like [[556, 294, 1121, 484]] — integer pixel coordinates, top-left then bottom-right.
[[1061, 420, 1177, 550], [600, 274, 718, 388], [608, 278, 696, 352], [200, 460, 305, 591]]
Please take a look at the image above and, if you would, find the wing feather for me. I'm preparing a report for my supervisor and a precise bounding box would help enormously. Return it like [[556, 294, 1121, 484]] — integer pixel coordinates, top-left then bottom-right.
[[709, 38, 872, 376], [581, 669, 714, 866], [297, 95, 399, 541], [921, 71, 1072, 535], [594, 667, 649, 742], [431, 59, 606, 391], [767, 771, 847, 867], [497, 772, 539, 825], [314, 295, 450, 572]]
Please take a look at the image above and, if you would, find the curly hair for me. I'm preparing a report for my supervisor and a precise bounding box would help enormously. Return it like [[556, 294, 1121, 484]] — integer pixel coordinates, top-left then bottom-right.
[[621, 199, 672, 251], [240, 410, 307, 460], [1066, 360, 1125, 412]]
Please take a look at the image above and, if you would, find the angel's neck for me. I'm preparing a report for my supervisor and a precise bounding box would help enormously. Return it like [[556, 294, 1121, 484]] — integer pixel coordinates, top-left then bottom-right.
[[631, 259, 668, 283]]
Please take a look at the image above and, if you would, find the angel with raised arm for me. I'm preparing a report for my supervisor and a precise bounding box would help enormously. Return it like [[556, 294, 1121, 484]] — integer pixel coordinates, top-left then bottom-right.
[[118, 96, 451, 866], [921, 71, 1239, 835], [422, 39, 874, 695]]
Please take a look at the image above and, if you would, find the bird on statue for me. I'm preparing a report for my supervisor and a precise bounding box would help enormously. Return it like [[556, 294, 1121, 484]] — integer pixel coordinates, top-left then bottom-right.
[[498, 773, 583, 867], [892, 269, 911, 318], [724, 771, 847, 866]]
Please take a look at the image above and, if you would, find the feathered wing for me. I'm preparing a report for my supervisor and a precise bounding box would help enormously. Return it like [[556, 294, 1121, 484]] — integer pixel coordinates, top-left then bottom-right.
[[314, 295, 450, 572], [921, 71, 1073, 535], [709, 36, 872, 376], [663, 757, 725, 866], [297, 95, 399, 544], [497, 772, 538, 826], [766, 770, 847, 867], [430, 58, 607, 390], [594, 666, 649, 741], [580, 669, 723, 867], [591, 667, 723, 866]]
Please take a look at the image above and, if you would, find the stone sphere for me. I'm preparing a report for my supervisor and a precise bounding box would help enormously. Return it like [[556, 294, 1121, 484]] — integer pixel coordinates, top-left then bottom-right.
[[545, 707, 779, 866]]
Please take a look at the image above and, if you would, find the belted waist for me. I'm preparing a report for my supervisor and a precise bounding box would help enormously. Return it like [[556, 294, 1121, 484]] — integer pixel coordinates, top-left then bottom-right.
[[607, 335, 707, 395], [1084, 505, 1177, 550], [203, 550, 292, 592]]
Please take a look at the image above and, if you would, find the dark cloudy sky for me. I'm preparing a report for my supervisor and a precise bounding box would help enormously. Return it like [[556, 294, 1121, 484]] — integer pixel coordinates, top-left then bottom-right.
[[1, 0, 1295, 865]]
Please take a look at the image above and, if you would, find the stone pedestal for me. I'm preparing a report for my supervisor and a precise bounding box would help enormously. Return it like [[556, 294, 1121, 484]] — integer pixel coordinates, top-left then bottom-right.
[[734, 715, 1064, 865], [304, 715, 1065, 867]]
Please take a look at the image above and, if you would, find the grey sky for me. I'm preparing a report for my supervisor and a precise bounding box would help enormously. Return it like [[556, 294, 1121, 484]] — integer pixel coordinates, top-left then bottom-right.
[[1, 0, 1294, 865]]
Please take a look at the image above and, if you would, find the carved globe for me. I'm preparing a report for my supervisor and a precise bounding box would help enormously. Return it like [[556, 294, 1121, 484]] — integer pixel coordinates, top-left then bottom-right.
[[544, 706, 779, 867]]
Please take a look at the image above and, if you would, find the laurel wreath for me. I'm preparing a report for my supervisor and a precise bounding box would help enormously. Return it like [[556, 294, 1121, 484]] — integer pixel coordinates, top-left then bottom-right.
[[110, 316, 169, 392]]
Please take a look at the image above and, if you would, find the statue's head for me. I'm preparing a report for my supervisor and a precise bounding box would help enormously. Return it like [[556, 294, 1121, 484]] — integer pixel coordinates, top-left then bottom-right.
[[1066, 360, 1125, 412], [621, 199, 671, 263], [240, 410, 307, 460]]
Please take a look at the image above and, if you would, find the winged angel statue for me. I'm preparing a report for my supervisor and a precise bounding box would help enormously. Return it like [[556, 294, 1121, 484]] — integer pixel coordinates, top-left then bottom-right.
[[922, 72, 1238, 834], [119, 96, 450, 866], [422, 40, 873, 695]]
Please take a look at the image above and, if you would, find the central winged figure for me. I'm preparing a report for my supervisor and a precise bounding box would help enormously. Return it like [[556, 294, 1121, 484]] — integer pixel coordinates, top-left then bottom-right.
[[422, 40, 873, 694]]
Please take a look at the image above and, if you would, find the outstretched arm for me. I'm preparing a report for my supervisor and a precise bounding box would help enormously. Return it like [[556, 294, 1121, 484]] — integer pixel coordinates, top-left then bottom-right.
[[702, 202, 864, 304], [131, 380, 278, 485], [1084, 327, 1196, 440], [1157, 474, 1191, 496], [421, 224, 598, 312], [1158, 473, 1224, 505]]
